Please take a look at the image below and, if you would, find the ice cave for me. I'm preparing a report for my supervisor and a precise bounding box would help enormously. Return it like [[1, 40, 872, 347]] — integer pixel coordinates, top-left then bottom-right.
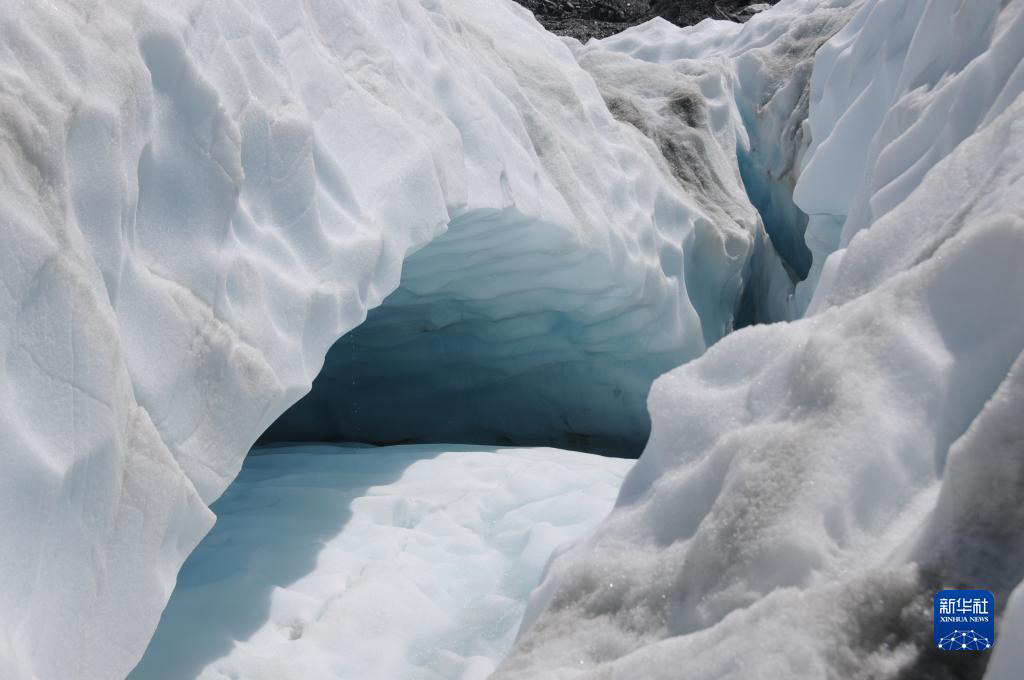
[[2, 0, 1024, 679]]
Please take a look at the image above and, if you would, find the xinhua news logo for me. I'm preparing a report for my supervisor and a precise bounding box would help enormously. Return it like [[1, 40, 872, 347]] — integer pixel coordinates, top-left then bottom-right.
[[934, 590, 994, 651]]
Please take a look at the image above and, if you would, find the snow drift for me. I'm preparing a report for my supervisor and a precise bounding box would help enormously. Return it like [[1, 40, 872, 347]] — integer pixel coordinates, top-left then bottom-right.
[[0, 0, 762, 677], [497, 1, 1024, 678]]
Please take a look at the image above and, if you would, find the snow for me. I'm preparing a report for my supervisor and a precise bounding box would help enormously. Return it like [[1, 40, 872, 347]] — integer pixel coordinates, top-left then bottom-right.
[[497, 1, 1024, 678], [598, 0, 862, 287], [129, 444, 631, 680], [988, 575, 1024, 679], [794, 0, 1024, 314], [3, 0, 1024, 678], [0, 0, 761, 677]]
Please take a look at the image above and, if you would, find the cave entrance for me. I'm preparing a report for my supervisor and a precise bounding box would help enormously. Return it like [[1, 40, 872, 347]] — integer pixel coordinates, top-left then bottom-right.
[[260, 208, 692, 458]]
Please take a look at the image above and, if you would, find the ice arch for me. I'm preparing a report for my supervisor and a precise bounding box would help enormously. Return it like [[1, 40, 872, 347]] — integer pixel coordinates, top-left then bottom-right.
[[263, 207, 703, 456], [262, 39, 793, 456]]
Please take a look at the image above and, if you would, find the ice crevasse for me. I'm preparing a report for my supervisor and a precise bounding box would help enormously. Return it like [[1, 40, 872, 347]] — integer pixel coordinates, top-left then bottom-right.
[[1, 1, 1024, 680]]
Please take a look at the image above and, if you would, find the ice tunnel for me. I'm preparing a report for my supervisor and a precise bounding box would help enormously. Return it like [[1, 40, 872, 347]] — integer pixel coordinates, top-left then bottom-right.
[[261, 206, 719, 457]]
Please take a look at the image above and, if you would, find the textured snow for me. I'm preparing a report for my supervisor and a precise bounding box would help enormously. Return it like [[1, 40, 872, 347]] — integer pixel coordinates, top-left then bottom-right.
[[130, 444, 630, 680], [795, 0, 1024, 314], [263, 40, 765, 453], [0, 0, 765, 677], [3, 0, 1024, 678], [498, 1, 1024, 678], [267, 0, 870, 459], [260, 25, 788, 455], [598, 0, 861, 287]]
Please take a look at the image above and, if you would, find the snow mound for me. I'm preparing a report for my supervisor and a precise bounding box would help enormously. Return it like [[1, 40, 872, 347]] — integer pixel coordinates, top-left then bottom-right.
[[0, 1, 760, 677], [130, 444, 631, 680], [498, 1, 1024, 678]]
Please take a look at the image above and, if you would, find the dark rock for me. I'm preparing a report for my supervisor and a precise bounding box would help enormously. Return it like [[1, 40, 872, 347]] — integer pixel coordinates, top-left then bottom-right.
[[513, 0, 780, 41]]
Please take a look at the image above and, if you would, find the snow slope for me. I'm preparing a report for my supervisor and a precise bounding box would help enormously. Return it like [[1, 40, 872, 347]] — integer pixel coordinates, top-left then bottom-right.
[[795, 0, 1024, 315], [0, 0, 763, 678], [497, 1, 1024, 678], [130, 444, 631, 680]]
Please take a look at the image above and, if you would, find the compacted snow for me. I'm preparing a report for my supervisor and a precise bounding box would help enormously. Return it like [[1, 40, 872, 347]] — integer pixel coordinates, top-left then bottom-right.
[[2, 0, 1024, 679], [130, 444, 631, 680]]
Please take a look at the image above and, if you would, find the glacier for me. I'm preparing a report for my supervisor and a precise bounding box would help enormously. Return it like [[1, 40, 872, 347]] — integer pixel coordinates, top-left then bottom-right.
[[0, 0, 759, 677], [1, 0, 1023, 679]]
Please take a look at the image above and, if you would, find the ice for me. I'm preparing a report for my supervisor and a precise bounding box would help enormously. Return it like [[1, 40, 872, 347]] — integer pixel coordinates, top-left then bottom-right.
[[0, 0, 761, 676], [264, 0, 868, 456], [988, 577, 1024, 679], [129, 444, 632, 680], [498, 1, 1024, 678], [794, 0, 1024, 313], [4, 0, 1024, 677], [265, 41, 770, 454], [261, 205, 710, 456], [598, 0, 862, 286]]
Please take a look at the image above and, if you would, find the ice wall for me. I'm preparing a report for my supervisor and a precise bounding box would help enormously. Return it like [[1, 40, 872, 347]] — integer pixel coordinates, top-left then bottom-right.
[[597, 0, 861, 291], [498, 1, 1024, 678], [0, 0, 763, 677], [263, 208, 701, 456], [570, 42, 783, 329], [795, 0, 1024, 314]]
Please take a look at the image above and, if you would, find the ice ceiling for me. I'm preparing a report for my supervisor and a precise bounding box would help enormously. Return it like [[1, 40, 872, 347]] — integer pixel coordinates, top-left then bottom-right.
[[263, 207, 695, 456]]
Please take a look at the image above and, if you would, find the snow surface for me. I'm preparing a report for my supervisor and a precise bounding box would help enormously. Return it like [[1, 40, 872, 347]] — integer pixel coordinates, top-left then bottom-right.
[[130, 444, 630, 680], [3, 0, 1024, 678], [597, 0, 861, 287], [259, 31, 785, 455], [497, 1, 1024, 678], [0, 0, 764, 677]]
